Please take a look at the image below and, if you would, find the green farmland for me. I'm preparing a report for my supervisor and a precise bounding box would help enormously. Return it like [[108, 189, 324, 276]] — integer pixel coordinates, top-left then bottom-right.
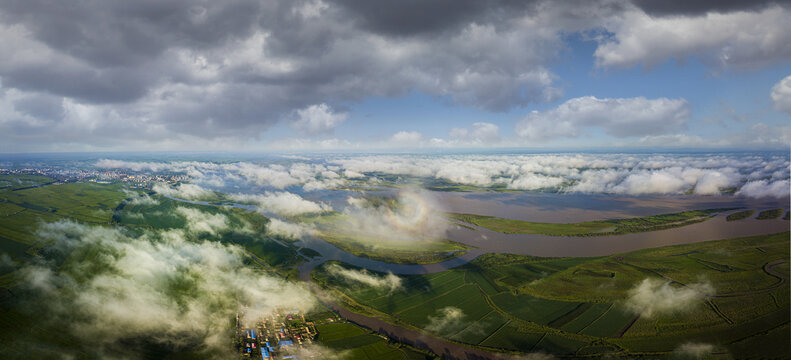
[[0, 174, 54, 190], [316, 322, 436, 359], [115, 195, 304, 270], [312, 258, 629, 355], [313, 231, 790, 358], [447, 208, 736, 236], [0, 178, 308, 290], [0, 180, 131, 272]]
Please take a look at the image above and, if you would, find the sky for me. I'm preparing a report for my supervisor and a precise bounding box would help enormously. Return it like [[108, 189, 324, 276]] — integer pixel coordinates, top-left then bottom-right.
[[0, 0, 789, 153]]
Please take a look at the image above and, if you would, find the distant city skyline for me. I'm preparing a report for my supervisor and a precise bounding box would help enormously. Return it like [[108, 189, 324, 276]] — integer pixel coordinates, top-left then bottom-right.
[[0, 0, 789, 152]]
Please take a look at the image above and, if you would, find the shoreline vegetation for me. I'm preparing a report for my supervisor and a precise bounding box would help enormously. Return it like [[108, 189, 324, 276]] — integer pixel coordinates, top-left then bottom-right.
[[447, 208, 739, 236], [757, 208, 784, 220], [726, 210, 755, 221], [317, 232, 469, 265]]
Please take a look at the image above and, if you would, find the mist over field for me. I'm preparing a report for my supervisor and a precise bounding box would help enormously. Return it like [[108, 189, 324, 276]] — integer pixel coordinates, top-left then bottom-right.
[[340, 190, 449, 242], [10, 220, 317, 358]]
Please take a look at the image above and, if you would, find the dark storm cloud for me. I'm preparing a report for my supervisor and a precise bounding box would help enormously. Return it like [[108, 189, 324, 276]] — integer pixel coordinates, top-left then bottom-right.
[[328, 0, 525, 37], [631, 0, 788, 16], [0, 0, 575, 150], [0, 0, 261, 66], [0, 0, 264, 104], [6, 91, 63, 121], [148, 84, 305, 137], [2, 65, 153, 104], [0, 0, 560, 103]]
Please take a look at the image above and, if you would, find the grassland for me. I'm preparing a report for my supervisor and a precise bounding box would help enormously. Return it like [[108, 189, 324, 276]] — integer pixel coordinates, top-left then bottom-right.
[[312, 258, 620, 355], [0, 174, 54, 190], [306, 304, 438, 359], [447, 208, 735, 236], [756, 208, 784, 220], [726, 209, 755, 221], [318, 232, 468, 265], [0, 180, 132, 276], [316, 322, 436, 359], [313, 231, 790, 358], [0, 178, 306, 286], [0, 179, 259, 358], [116, 195, 303, 270]]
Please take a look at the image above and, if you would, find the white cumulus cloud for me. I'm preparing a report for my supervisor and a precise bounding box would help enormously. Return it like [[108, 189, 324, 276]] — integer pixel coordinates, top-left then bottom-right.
[[291, 103, 348, 135], [174, 207, 230, 236], [735, 179, 790, 199], [98, 154, 791, 197], [515, 96, 690, 141], [229, 191, 332, 216], [153, 183, 216, 200], [266, 218, 317, 239], [771, 75, 791, 115], [390, 131, 424, 145], [596, 5, 791, 70], [449, 122, 501, 144]]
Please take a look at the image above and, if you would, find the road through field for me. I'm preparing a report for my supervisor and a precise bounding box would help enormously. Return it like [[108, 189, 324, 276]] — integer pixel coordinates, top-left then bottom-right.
[[299, 263, 506, 360]]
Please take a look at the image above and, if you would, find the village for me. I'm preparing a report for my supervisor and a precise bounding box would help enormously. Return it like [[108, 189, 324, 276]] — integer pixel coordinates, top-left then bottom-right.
[[237, 310, 322, 359]]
